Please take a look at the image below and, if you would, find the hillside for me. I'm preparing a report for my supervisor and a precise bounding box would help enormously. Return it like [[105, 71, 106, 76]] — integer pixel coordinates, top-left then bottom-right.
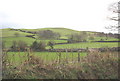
[[20, 27, 80, 37], [1, 28, 34, 38], [1, 27, 119, 48]]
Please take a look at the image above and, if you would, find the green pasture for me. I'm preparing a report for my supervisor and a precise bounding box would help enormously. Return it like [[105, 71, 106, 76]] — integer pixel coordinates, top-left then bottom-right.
[[2, 37, 35, 47], [21, 27, 80, 36], [90, 37, 119, 41], [3, 36, 119, 49], [7, 52, 87, 65], [47, 42, 119, 49], [2, 37, 67, 48], [1, 29, 33, 37], [1, 28, 119, 49]]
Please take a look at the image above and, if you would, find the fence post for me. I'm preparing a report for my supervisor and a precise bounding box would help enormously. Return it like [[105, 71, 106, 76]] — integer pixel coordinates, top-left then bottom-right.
[[71, 49, 73, 63], [18, 48, 21, 58], [12, 54, 15, 64], [58, 52, 61, 63], [27, 48, 30, 62], [55, 50, 58, 63], [66, 49, 68, 63], [78, 51, 80, 62]]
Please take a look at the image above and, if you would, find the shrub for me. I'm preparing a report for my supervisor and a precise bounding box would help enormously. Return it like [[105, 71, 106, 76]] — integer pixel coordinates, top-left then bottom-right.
[[17, 40, 27, 51], [30, 41, 39, 51], [11, 40, 27, 51], [89, 36, 94, 40], [10, 41, 18, 51], [38, 41, 46, 51], [47, 41, 55, 49], [14, 32, 20, 37], [3, 51, 118, 79], [31, 41, 46, 51], [100, 39, 104, 41]]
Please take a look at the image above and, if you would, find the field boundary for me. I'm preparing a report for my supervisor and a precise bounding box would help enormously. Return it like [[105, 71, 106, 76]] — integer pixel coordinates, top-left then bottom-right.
[[47, 47, 120, 52]]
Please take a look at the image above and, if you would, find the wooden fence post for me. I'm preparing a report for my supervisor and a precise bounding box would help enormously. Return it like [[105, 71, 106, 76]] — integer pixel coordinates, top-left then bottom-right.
[[66, 49, 68, 63], [58, 52, 61, 63], [27, 48, 30, 62], [78, 51, 80, 62], [71, 49, 73, 63], [12, 54, 15, 64], [18, 48, 21, 58]]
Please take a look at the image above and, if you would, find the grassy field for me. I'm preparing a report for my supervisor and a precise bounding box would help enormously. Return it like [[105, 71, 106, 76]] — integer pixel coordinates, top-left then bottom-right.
[[21, 27, 80, 36], [47, 42, 119, 49], [1, 28, 33, 37], [7, 52, 87, 65], [90, 37, 119, 41], [2, 37, 67, 48], [1, 28, 119, 49], [3, 51, 118, 79], [2, 37, 35, 47], [2, 28, 119, 79], [3, 36, 119, 48]]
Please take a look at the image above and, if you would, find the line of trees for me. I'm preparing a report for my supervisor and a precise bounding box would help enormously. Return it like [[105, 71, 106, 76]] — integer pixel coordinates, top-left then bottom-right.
[[9, 40, 55, 52]]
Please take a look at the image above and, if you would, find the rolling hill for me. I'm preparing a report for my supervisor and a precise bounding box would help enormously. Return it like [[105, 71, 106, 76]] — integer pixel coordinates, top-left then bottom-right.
[[1, 27, 119, 48]]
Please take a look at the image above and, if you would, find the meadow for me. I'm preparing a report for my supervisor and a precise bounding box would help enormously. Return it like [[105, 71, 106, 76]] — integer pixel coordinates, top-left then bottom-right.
[[1, 29, 33, 37], [1, 28, 119, 48], [7, 52, 87, 66], [2, 28, 119, 79], [2, 37, 67, 48], [46, 42, 119, 49]]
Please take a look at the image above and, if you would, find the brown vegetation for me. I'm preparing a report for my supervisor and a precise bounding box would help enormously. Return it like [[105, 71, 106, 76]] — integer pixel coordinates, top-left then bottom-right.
[[2, 50, 119, 79]]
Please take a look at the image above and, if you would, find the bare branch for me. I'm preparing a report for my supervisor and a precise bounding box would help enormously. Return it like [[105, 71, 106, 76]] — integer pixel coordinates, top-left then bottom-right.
[[106, 2, 120, 31]]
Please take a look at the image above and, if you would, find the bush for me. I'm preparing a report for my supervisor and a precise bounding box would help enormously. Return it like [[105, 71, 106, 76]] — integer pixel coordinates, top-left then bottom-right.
[[3, 51, 118, 79], [10, 40, 27, 51], [30, 41, 39, 51], [14, 32, 20, 37], [38, 41, 46, 51], [79, 52, 118, 79], [100, 39, 104, 41], [89, 36, 94, 40], [17, 40, 27, 51], [31, 41, 46, 51], [10, 41, 18, 51], [47, 41, 55, 49]]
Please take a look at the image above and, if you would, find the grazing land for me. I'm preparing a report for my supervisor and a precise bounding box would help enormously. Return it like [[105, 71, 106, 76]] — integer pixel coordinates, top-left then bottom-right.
[[7, 52, 87, 65], [1, 28, 119, 48], [2, 27, 119, 79], [46, 42, 119, 49]]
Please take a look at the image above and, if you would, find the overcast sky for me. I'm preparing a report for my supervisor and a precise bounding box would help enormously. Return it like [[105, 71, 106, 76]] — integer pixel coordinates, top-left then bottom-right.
[[0, 0, 119, 33]]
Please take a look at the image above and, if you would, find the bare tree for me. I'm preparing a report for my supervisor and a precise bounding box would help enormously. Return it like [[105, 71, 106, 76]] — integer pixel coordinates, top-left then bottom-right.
[[106, 1, 120, 31]]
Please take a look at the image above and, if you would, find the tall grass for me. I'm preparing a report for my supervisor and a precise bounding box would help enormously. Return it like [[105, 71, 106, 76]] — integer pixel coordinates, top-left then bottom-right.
[[2, 50, 118, 79]]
